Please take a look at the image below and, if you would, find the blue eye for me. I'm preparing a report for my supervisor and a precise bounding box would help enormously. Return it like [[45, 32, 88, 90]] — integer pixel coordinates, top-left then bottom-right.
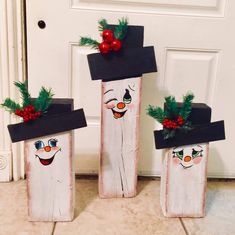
[[34, 140, 45, 150], [48, 139, 58, 147]]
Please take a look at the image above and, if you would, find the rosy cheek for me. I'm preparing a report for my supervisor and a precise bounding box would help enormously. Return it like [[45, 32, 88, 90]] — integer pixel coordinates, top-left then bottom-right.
[[126, 103, 135, 111], [105, 102, 115, 109], [35, 149, 44, 153], [193, 157, 203, 165], [172, 157, 181, 165], [51, 146, 60, 151]]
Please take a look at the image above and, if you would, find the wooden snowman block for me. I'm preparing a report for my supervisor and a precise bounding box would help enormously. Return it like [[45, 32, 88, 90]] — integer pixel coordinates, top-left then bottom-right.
[[160, 143, 209, 217], [25, 132, 74, 221], [100, 77, 141, 197], [148, 94, 225, 217], [83, 21, 157, 198], [5, 93, 87, 221]]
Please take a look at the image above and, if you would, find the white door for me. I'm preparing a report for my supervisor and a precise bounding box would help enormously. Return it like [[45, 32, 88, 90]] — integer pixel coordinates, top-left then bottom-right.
[[26, 0, 234, 178]]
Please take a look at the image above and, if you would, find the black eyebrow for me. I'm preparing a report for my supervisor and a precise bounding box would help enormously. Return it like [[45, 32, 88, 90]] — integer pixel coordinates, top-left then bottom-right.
[[105, 98, 117, 104], [128, 85, 135, 91], [104, 89, 114, 95]]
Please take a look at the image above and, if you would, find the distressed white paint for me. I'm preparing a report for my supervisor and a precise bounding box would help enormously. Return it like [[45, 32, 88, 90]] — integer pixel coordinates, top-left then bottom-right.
[[160, 143, 209, 217], [25, 132, 74, 221], [26, 0, 234, 178], [100, 77, 141, 198]]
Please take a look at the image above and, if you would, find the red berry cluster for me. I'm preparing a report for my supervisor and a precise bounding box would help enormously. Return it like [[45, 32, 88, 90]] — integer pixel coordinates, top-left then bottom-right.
[[162, 116, 184, 129], [98, 30, 122, 54], [15, 104, 42, 122]]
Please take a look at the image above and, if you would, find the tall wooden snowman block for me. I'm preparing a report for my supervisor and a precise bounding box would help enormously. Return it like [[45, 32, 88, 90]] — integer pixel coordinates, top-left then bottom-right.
[[148, 93, 225, 217], [80, 18, 157, 198], [1, 82, 87, 221]]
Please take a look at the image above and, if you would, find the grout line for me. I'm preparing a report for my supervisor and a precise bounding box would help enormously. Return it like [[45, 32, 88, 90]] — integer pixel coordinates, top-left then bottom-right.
[[51, 222, 56, 235], [179, 218, 189, 235]]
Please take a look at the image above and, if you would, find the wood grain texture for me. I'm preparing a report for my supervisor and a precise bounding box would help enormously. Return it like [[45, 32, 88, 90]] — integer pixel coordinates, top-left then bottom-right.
[[160, 143, 209, 217], [100, 77, 142, 198], [25, 132, 74, 221]]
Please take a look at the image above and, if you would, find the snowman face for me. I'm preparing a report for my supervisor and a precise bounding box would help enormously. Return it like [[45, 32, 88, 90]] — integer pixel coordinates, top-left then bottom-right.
[[172, 144, 204, 169], [34, 138, 61, 166], [103, 84, 135, 119]]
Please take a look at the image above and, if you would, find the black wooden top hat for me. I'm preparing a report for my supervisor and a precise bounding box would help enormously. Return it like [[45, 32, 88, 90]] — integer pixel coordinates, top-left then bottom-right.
[[87, 25, 157, 82], [154, 103, 225, 149], [8, 99, 87, 143]]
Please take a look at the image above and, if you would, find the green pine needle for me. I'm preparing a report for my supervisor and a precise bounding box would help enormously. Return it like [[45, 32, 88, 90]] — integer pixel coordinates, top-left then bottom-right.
[[98, 19, 109, 32], [79, 37, 99, 49], [34, 87, 54, 113], [14, 81, 31, 107], [164, 95, 178, 118], [147, 105, 166, 123], [114, 18, 128, 40], [163, 128, 176, 140], [1, 98, 21, 113], [179, 92, 194, 120]]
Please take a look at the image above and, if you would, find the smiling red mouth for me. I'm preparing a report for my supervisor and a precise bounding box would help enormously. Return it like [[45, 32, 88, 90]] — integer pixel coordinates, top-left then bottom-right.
[[38, 156, 55, 166], [111, 109, 127, 119], [36, 149, 61, 166]]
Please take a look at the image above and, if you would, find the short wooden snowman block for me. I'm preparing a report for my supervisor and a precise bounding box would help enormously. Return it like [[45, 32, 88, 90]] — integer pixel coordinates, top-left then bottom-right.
[[151, 100, 225, 218], [7, 99, 87, 221], [86, 24, 157, 198], [25, 132, 73, 221], [160, 143, 209, 217]]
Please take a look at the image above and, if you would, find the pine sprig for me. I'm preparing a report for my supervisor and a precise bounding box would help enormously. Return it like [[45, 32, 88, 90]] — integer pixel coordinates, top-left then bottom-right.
[[14, 81, 31, 107], [165, 96, 178, 119], [147, 105, 165, 123], [114, 18, 128, 40], [34, 87, 53, 113], [98, 19, 109, 32], [179, 92, 194, 120], [1, 98, 21, 113], [79, 37, 99, 49], [147, 92, 195, 139]]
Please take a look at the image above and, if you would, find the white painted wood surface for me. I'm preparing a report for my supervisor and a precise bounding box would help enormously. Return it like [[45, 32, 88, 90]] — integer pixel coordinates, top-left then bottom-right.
[[25, 132, 74, 221], [160, 143, 208, 217], [100, 77, 141, 198], [0, 0, 25, 181], [26, 0, 233, 178]]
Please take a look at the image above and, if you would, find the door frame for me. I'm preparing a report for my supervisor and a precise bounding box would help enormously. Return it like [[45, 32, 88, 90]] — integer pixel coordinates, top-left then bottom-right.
[[0, 0, 26, 181]]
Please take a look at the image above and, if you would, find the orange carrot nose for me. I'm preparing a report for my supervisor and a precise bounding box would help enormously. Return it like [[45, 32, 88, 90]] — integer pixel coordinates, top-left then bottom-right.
[[184, 156, 192, 162], [117, 102, 126, 109], [44, 146, 51, 152]]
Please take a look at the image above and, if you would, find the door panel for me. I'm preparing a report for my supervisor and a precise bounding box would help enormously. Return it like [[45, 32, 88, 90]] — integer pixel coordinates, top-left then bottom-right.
[[26, 0, 234, 177]]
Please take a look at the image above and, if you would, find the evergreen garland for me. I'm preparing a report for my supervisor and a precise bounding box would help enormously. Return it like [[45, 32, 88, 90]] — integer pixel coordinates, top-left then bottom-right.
[[79, 17, 128, 53], [79, 37, 99, 49], [147, 92, 194, 139], [98, 19, 109, 32], [1, 81, 53, 122], [114, 18, 128, 40]]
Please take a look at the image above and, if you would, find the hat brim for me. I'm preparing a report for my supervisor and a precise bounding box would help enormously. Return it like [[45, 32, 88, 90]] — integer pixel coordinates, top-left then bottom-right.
[[154, 120, 225, 149], [8, 109, 87, 143]]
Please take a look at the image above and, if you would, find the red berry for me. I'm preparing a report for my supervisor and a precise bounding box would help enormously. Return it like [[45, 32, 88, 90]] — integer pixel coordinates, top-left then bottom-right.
[[110, 39, 122, 51], [102, 29, 114, 43], [98, 42, 111, 54]]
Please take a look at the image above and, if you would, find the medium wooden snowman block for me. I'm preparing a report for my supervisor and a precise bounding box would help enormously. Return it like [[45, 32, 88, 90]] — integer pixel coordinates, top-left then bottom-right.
[[148, 93, 225, 217], [1, 83, 87, 221], [80, 19, 157, 198]]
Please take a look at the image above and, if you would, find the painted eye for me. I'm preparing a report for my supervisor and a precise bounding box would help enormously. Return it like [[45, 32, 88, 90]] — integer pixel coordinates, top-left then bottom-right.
[[34, 140, 45, 150], [192, 149, 202, 158], [48, 139, 58, 147], [123, 89, 132, 104], [175, 150, 184, 160], [105, 98, 117, 104]]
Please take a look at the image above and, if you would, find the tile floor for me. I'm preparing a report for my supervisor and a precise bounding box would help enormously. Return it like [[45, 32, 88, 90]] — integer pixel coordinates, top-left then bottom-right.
[[0, 178, 234, 235]]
